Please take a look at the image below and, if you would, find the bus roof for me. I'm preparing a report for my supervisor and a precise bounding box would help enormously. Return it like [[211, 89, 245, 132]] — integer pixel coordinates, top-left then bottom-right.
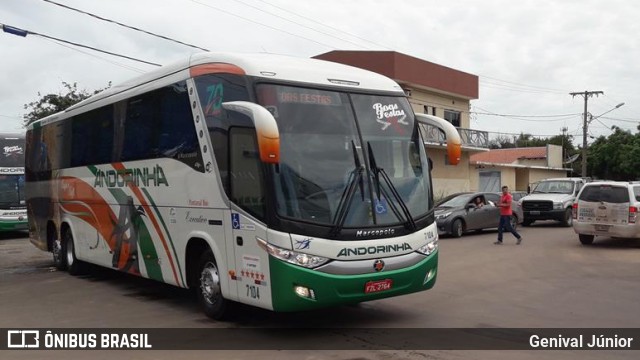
[[29, 53, 405, 128]]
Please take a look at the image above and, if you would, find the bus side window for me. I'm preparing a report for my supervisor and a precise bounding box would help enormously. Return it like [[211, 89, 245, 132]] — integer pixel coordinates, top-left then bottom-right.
[[117, 81, 201, 170], [229, 125, 265, 220], [157, 82, 202, 170]]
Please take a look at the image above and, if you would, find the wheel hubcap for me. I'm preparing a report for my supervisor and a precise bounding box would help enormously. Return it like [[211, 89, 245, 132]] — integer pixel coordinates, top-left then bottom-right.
[[66, 238, 74, 266], [52, 240, 62, 265], [200, 262, 221, 305]]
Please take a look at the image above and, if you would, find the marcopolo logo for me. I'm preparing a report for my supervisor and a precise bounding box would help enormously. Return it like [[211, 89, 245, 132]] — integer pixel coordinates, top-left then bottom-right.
[[356, 228, 396, 237], [337, 243, 412, 258], [94, 165, 168, 188]]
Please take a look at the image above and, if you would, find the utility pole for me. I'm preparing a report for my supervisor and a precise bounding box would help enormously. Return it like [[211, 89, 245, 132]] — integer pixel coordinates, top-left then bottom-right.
[[561, 126, 568, 162], [570, 90, 603, 178]]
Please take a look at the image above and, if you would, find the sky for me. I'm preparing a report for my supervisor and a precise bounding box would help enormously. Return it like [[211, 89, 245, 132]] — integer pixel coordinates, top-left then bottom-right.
[[1, 0, 639, 145]]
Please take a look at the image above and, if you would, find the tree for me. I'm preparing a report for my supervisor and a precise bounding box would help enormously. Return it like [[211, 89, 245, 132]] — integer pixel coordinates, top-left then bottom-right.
[[22, 81, 111, 125], [488, 134, 516, 149], [587, 126, 640, 180]]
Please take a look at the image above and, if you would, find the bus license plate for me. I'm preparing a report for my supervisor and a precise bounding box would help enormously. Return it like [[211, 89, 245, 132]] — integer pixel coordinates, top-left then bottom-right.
[[365, 279, 393, 294]]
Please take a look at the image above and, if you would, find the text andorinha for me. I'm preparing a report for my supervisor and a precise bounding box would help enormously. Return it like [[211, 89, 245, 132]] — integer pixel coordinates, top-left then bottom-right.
[[94, 165, 168, 188]]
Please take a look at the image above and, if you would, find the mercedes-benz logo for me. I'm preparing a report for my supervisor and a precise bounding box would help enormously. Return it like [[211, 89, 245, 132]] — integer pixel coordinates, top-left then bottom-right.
[[373, 259, 385, 272]]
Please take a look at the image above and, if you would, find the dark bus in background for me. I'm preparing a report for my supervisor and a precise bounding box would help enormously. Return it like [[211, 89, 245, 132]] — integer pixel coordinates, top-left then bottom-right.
[[0, 133, 27, 231]]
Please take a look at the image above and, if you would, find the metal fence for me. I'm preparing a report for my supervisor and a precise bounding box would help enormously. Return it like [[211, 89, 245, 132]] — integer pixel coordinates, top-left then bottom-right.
[[420, 124, 489, 148]]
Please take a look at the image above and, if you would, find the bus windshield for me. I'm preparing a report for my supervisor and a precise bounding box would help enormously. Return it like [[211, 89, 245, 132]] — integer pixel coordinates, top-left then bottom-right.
[[0, 175, 25, 208], [257, 84, 431, 228]]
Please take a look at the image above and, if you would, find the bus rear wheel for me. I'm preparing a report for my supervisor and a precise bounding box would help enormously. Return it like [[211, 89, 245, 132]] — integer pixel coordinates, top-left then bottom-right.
[[62, 230, 85, 275], [196, 250, 231, 320], [52, 239, 65, 270]]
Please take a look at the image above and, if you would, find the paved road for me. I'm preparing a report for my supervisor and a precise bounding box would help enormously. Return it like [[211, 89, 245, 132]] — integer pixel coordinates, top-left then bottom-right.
[[1, 224, 639, 359]]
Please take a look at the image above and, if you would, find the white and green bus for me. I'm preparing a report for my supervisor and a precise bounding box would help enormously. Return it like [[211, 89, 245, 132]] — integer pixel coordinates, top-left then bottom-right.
[[26, 53, 461, 319], [0, 133, 27, 232]]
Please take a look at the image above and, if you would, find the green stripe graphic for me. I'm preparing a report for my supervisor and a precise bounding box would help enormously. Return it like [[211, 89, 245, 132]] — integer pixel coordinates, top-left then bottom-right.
[[142, 187, 184, 287]]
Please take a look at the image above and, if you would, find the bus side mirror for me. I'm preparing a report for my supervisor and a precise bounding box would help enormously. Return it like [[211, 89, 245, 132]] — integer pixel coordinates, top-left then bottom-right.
[[415, 113, 462, 165], [222, 101, 280, 164]]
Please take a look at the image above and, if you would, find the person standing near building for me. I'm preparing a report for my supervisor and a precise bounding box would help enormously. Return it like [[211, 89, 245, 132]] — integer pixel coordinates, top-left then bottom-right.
[[494, 185, 523, 245]]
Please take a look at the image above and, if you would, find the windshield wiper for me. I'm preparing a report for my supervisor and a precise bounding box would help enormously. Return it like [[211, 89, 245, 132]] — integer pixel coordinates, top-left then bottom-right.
[[330, 141, 365, 237], [367, 142, 417, 231]]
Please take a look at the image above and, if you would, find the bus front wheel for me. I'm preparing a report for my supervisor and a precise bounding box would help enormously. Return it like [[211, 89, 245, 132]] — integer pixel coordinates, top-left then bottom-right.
[[197, 249, 231, 320]]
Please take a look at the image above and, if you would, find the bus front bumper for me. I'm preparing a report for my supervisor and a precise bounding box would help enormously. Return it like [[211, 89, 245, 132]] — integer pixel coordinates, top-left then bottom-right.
[[269, 251, 438, 312], [0, 219, 28, 231]]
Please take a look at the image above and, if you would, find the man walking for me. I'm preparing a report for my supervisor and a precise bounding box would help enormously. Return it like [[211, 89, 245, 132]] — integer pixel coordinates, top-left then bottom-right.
[[494, 185, 523, 245]]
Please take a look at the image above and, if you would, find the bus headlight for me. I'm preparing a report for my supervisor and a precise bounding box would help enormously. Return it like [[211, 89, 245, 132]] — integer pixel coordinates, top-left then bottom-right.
[[416, 238, 438, 256], [257, 237, 330, 269]]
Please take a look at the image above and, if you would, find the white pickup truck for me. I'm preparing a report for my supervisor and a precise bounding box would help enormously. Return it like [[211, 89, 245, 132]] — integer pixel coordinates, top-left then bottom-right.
[[520, 177, 588, 227]]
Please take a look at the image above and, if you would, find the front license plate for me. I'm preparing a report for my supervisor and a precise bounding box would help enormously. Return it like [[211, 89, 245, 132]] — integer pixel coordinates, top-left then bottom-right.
[[365, 279, 393, 294], [530, 211, 540, 215], [595, 224, 610, 232]]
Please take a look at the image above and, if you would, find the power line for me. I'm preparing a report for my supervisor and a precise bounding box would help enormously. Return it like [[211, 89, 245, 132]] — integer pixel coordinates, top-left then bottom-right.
[[255, 0, 392, 50], [472, 106, 581, 122], [1, 23, 161, 66], [41, 36, 147, 73], [186, 0, 336, 50], [479, 74, 568, 94], [42, 0, 210, 52], [486, 129, 575, 138], [600, 116, 640, 124], [472, 112, 580, 119], [480, 81, 568, 95], [228, 0, 373, 50]]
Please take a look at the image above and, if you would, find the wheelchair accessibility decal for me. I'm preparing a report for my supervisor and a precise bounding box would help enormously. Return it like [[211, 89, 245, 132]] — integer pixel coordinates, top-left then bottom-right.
[[231, 213, 256, 231], [374, 198, 388, 215]]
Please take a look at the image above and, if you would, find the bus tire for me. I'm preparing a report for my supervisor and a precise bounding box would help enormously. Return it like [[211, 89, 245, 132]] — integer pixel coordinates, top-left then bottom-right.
[[62, 229, 85, 276], [196, 249, 230, 320], [52, 239, 65, 271], [579, 234, 594, 245]]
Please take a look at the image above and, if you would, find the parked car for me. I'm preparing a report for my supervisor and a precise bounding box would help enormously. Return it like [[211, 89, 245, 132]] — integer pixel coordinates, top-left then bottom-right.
[[435, 192, 523, 237], [519, 177, 588, 227], [572, 181, 640, 244], [510, 191, 528, 202]]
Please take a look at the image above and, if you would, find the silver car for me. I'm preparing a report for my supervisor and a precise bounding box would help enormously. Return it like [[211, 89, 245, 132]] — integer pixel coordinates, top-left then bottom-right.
[[435, 192, 523, 237], [573, 181, 640, 244]]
